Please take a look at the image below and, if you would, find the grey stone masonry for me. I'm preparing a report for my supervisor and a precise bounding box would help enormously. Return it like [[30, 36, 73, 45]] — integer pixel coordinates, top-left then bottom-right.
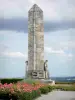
[[28, 4, 44, 78]]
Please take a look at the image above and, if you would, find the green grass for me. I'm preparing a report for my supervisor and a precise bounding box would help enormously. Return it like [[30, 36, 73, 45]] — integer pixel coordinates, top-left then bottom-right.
[[55, 81, 75, 84], [21, 78, 39, 84], [50, 85, 75, 91]]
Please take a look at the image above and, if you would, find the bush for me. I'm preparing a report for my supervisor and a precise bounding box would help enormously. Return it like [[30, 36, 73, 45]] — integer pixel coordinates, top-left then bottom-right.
[[0, 93, 10, 100], [39, 86, 49, 94], [32, 89, 41, 99], [0, 82, 43, 100], [0, 78, 23, 84], [47, 86, 53, 92], [0, 90, 41, 100], [18, 92, 32, 100]]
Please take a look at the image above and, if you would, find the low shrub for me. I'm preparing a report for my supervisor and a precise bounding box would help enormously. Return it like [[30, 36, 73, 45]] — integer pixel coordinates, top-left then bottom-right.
[[18, 92, 32, 100], [0, 82, 43, 100], [47, 86, 53, 92], [32, 89, 41, 99], [39, 86, 49, 94], [0, 93, 10, 100], [0, 78, 23, 84]]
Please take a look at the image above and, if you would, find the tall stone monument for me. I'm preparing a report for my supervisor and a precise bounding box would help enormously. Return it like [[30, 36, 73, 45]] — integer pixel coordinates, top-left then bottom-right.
[[26, 4, 49, 79]]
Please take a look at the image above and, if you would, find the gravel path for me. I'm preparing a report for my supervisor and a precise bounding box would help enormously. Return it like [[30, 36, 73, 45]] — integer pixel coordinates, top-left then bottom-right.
[[36, 91, 75, 100]]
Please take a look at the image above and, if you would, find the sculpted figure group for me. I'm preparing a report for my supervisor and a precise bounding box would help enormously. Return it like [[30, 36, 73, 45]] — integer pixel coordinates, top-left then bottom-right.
[[25, 60, 49, 79]]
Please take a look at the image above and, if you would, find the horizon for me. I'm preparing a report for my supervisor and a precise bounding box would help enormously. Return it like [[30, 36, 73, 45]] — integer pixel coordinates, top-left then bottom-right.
[[0, 76, 75, 79]]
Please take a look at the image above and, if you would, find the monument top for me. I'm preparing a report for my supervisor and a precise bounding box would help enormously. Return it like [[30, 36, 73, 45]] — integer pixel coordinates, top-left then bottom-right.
[[28, 4, 43, 12]]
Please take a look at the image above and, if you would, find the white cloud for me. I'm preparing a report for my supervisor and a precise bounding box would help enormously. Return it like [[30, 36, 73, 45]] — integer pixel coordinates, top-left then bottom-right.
[[0, 30, 25, 35], [45, 28, 75, 51], [29, 0, 36, 4], [0, 43, 8, 52], [60, 41, 75, 49], [44, 46, 73, 58], [0, 30, 28, 59], [45, 46, 64, 54], [1, 51, 27, 58], [0, 0, 29, 19], [28, 0, 75, 21], [68, 54, 73, 58], [0, 0, 75, 21]]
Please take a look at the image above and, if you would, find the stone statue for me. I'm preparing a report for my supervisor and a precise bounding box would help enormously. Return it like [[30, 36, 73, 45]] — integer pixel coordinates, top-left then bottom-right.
[[44, 60, 48, 71], [44, 60, 49, 79], [25, 61, 28, 78]]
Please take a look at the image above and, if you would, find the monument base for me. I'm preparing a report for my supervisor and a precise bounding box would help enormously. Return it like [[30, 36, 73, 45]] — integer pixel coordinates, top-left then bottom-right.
[[39, 79, 55, 85]]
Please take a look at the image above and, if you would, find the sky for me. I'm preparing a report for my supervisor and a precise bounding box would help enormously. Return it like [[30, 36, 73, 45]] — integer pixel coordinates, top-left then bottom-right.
[[0, 0, 75, 78]]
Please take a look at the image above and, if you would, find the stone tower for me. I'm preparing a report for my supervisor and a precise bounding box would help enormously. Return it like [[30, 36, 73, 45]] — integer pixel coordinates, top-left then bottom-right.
[[27, 4, 44, 78]]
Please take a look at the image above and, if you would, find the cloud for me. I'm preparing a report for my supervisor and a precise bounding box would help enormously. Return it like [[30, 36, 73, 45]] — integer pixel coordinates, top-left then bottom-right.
[[44, 28, 75, 52], [0, 30, 28, 59], [29, 0, 36, 4], [1, 51, 27, 58], [44, 20, 75, 32], [0, 18, 28, 32], [0, 0, 75, 21], [0, 43, 8, 52], [59, 41, 75, 49], [0, 0, 29, 19], [0, 0, 75, 32], [45, 46, 64, 54], [0, 30, 25, 35], [32, 0, 75, 21], [44, 46, 73, 58], [0, 18, 75, 32]]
